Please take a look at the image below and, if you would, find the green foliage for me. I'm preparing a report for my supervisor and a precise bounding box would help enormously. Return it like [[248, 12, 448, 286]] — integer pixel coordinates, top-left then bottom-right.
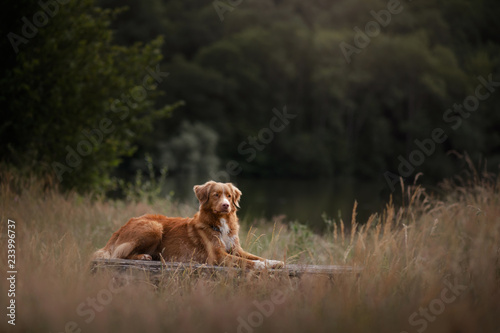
[[116, 154, 168, 204], [100, 0, 500, 184], [2, 0, 500, 190], [158, 121, 220, 177], [0, 0, 180, 192], [288, 221, 314, 256]]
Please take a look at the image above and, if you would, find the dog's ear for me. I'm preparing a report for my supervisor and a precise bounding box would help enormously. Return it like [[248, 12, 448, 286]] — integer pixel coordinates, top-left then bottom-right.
[[228, 183, 242, 208], [193, 181, 213, 206]]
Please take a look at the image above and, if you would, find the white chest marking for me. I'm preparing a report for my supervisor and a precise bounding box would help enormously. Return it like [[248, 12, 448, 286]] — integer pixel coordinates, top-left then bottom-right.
[[218, 218, 235, 251]]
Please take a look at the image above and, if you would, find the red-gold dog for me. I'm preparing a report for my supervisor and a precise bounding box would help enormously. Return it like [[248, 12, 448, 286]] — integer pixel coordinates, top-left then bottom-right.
[[92, 181, 284, 269]]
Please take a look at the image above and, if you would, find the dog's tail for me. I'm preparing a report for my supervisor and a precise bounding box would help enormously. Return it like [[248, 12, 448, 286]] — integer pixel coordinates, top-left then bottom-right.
[[91, 231, 135, 260], [91, 248, 112, 260], [93, 242, 135, 259]]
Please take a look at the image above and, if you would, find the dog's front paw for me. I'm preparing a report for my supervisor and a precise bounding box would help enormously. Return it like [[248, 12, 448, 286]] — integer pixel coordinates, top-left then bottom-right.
[[252, 260, 266, 269], [265, 259, 285, 268], [138, 254, 152, 261]]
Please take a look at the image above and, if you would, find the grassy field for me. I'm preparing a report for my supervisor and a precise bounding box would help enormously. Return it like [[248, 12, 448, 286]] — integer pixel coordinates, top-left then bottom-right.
[[1, 168, 499, 333]]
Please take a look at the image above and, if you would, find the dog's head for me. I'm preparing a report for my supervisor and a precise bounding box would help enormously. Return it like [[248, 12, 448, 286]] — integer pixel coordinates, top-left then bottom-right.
[[194, 181, 242, 215]]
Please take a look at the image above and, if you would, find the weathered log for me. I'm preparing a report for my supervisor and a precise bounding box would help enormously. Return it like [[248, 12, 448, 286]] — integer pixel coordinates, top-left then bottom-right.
[[91, 259, 362, 278]]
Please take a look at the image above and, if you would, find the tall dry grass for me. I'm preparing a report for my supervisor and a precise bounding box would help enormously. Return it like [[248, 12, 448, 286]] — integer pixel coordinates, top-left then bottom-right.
[[0, 167, 499, 333]]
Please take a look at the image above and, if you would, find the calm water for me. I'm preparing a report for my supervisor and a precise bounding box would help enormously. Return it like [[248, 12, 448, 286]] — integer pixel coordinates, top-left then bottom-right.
[[163, 176, 388, 231]]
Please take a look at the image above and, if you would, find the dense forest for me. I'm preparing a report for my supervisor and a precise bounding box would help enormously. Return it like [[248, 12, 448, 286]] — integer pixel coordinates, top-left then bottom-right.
[[2, 0, 500, 193]]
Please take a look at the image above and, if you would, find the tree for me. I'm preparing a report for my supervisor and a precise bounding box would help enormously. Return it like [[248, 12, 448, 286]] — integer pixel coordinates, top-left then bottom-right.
[[0, 0, 180, 192]]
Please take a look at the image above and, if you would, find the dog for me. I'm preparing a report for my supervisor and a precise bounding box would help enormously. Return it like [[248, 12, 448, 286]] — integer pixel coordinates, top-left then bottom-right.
[[92, 181, 284, 269]]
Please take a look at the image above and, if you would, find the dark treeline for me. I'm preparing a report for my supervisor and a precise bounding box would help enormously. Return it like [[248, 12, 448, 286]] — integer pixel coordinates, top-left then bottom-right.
[[107, 0, 500, 185], [2, 0, 500, 192]]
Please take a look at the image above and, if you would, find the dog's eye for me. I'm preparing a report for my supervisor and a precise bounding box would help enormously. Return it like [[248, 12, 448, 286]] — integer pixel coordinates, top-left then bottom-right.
[[214, 193, 219, 197], [227, 194, 231, 198]]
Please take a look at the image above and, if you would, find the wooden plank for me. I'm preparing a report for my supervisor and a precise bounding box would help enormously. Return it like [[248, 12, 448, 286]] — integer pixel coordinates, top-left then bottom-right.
[[91, 259, 362, 278]]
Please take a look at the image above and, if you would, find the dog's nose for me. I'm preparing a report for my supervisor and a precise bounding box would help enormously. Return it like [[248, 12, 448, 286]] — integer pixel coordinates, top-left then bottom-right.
[[221, 203, 229, 210]]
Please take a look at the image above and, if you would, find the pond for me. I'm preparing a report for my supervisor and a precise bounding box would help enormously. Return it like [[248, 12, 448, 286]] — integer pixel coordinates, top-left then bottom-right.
[[163, 176, 389, 231]]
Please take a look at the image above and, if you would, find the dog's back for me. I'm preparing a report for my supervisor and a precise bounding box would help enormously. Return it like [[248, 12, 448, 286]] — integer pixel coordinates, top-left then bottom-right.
[[92, 215, 164, 260]]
